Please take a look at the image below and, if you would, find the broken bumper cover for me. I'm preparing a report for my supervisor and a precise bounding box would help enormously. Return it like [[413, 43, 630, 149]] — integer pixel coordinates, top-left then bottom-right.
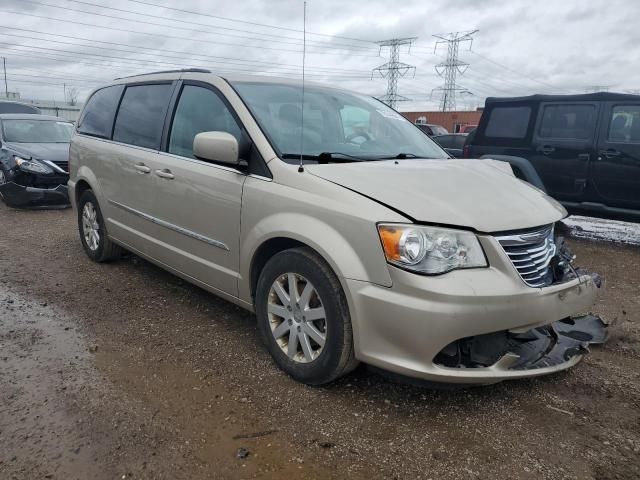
[[435, 314, 607, 371], [346, 257, 604, 384], [0, 181, 69, 208]]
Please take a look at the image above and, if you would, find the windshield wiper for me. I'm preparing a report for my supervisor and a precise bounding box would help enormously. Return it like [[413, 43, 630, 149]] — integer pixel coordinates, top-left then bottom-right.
[[281, 152, 368, 163], [379, 152, 422, 159]]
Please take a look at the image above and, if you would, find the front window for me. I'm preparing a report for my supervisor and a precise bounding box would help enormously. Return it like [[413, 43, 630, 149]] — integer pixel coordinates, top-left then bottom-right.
[[231, 82, 447, 162], [608, 105, 640, 143], [2, 119, 73, 143]]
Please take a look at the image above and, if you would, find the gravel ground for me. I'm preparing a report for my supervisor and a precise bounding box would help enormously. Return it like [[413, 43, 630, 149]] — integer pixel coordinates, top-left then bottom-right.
[[0, 203, 639, 480]]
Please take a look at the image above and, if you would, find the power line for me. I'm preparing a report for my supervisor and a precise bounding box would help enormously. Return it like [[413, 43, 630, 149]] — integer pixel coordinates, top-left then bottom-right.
[[431, 30, 478, 111], [372, 38, 417, 109], [21, 0, 378, 52], [0, 45, 373, 81], [122, 0, 377, 45], [470, 51, 556, 89], [0, 8, 382, 58], [0, 32, 374, 77], [0, 25, 372, 75]]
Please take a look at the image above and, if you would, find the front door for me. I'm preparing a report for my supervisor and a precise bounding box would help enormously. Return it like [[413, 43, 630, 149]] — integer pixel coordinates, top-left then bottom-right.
[[591, 102, 640, 211], [529, 102, 599, 202], [148, 82, 246, 296]]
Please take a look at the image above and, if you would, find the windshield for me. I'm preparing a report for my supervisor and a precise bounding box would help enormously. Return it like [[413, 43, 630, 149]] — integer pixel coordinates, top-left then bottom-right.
[[2, 119, 73, 143], [232, 82, 448, 162]]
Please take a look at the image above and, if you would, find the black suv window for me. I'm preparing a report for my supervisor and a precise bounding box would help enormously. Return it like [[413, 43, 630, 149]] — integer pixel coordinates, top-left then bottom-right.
[[168, 85, 242, 159], [608, 105, 640, 143], [113, 83, 173, 150], [484, 106, 531, 139], [538, 104, 596, 140], [77, 85, 123, 138]]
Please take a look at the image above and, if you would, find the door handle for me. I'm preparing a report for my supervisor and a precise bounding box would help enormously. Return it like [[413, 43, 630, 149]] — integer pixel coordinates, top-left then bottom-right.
[[598, 149, 621, 159], [155, 169, 175, 180], [537, 145, 556, 155], [133, 163, 151, 174]]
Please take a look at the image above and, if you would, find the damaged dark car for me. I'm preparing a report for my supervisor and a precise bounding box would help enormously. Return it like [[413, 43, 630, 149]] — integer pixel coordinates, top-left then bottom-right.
[[0, 114, 73, 208]]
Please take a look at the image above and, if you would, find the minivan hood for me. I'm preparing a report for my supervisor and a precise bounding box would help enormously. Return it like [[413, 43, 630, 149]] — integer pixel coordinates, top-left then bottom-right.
[[5, 142, 70, 163], [306, 159, 566, 232]]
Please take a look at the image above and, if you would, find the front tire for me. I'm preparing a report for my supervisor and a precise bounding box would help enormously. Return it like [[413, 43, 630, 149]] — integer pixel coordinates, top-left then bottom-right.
[[77, 190, 121, 262], [255, 247, 358, 385]]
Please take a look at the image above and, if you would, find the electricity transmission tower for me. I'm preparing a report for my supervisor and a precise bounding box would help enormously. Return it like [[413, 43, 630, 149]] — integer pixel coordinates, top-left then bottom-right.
[[372, 37, 417, 109], [432, 30, 478, 111]]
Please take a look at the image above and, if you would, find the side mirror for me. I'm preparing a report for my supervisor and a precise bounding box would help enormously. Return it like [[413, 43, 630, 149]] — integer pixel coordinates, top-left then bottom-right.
[[193, 131, 239, 165]]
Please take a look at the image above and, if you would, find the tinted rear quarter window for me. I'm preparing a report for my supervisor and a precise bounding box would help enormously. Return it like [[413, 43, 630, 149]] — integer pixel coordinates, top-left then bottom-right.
[[484, 106, 531, 139], [77, 86, 123, 138], [113, 83, 173, 149], [538, 104, 596, 140]]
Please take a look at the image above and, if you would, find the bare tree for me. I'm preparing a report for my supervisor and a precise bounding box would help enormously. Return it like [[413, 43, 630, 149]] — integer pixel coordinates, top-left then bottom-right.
[[67, 87, 79, 106]]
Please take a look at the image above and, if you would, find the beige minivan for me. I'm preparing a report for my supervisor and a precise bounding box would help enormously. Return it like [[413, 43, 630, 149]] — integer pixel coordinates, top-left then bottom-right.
[[69, 69, 607, 385]]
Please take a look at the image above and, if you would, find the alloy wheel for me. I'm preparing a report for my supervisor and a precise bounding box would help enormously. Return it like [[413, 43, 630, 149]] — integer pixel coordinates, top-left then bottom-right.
[[82, 202, 100, 251], [267, 273, 327, 363]]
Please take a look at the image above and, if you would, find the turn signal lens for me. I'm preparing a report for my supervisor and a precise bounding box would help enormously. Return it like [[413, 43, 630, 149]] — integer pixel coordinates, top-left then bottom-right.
[[378, 225, 403, 262]]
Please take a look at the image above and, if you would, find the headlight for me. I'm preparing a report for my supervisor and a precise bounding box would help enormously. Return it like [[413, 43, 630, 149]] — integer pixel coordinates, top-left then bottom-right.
[[378, 224, 487, 274], [14, 156, 52, 175]]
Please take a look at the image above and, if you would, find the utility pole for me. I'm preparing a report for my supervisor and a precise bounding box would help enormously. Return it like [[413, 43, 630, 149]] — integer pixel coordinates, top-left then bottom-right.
[[432, 30, 478, 112], [3, 57, 7, 98], [64, 83, 67, 104], [372, 37, 417, 110]]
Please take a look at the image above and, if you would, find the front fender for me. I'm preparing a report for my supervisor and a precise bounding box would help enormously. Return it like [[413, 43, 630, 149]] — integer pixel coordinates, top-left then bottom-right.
[[239, 211, 393, 303]]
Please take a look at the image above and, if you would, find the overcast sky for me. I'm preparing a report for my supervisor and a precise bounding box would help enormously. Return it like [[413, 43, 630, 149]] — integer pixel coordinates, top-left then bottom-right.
[[1, 0, 639, 111]]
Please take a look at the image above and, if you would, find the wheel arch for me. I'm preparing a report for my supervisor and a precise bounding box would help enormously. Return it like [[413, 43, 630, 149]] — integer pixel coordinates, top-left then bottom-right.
[[250, 237, 315, 301], [241, 214, 391, 307], [479, 154, 547, 192]]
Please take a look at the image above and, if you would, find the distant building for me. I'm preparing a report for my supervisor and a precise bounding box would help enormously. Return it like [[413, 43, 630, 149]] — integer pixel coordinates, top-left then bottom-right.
[[0, 95, 82, 122], [401, 109, 483, 133]]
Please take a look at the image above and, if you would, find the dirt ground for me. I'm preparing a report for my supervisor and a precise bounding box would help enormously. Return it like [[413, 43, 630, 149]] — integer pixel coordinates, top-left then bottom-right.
[[1, 202, 639, 480]]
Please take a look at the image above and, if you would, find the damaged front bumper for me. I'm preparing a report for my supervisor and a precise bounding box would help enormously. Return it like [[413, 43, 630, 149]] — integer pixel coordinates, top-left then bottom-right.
[[345, 233, 606, 385], [435, 314, 607, 371], [0, 181, 69, 208]]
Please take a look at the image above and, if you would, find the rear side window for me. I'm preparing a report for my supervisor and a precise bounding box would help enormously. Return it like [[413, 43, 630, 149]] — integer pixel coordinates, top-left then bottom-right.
[[77, 86, 122, 138], [608, 105, 640, 143], [168, 84, 243, 158], [484, 106, 531, 139], [538, 104, 596, 140], [113, 83, 173, 150]]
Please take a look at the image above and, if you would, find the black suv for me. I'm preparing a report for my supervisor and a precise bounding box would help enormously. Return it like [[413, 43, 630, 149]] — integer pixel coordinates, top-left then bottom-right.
[[464, 93, 640, 222]]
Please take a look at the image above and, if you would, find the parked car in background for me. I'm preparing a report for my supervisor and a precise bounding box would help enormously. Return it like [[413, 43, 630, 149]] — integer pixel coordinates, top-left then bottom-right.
[[415, 123, 448, 136], [0, 114, 73, 207], [432, 133, 468, 157], [69, 70, 605, 386], [0, 101, 41, 114], [460, 125, 477, 134], [464, 93, 640, 223]]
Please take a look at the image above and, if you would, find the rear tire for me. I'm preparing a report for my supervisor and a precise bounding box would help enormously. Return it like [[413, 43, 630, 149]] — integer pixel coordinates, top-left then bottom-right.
[[255, 247, 358, 385], [77, 189, 121, 262]]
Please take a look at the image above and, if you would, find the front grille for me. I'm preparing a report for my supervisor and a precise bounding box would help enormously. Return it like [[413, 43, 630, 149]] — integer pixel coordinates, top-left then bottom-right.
[[495, 225, 557, 287], [52, 160, 69, 173]]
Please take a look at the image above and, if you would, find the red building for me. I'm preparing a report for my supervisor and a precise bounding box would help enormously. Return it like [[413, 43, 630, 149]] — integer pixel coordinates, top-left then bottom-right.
[[400, 110, 483, 133]]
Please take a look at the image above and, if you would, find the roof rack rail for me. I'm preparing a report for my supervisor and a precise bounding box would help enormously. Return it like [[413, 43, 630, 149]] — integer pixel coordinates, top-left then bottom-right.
[[114, 68, 211, 80]]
